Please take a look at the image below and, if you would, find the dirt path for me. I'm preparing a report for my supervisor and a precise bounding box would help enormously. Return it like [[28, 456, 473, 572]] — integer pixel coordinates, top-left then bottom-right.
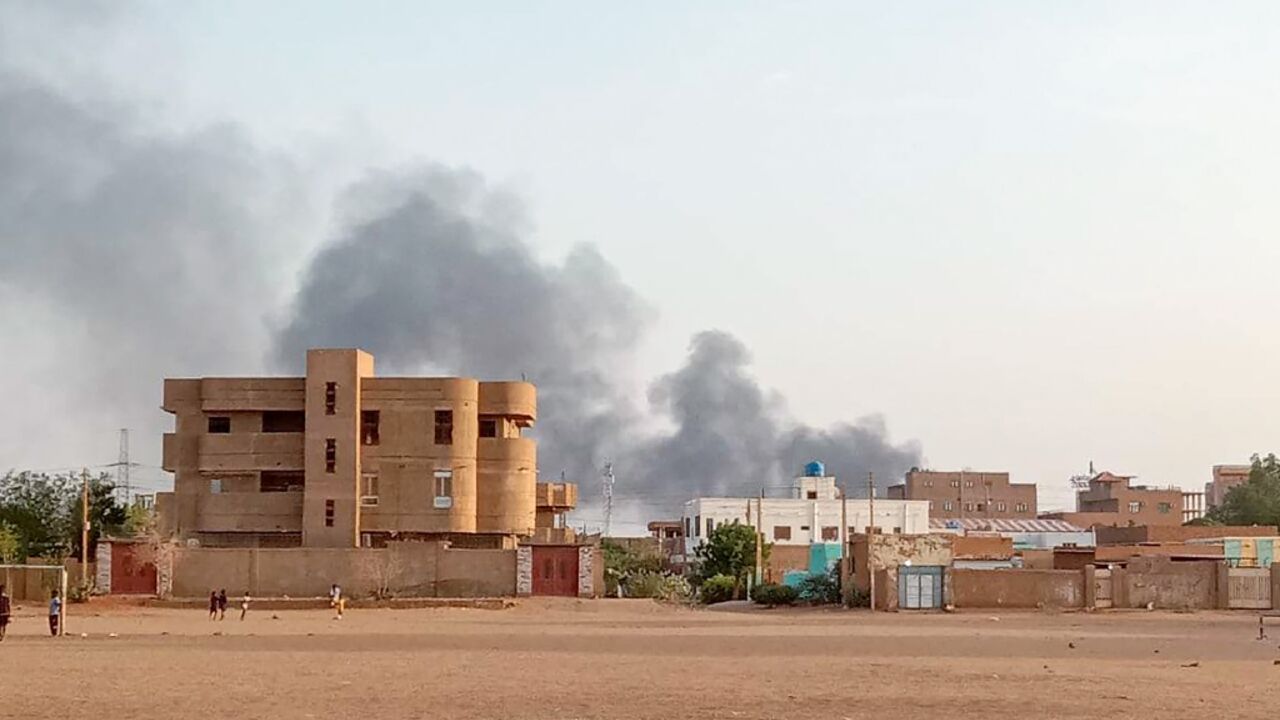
[[2, 599, 1277, 719]]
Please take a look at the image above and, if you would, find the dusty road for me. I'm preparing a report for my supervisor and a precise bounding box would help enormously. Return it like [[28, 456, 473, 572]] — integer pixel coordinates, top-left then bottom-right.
[[1, 598, 1277, 719]]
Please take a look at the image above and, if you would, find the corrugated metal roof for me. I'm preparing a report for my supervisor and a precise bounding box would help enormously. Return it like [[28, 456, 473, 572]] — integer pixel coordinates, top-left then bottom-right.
[[929, 518, 1087, 533]]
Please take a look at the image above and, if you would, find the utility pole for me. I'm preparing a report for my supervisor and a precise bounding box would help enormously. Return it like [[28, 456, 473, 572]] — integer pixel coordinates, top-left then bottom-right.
[[840, 482, 849, 585], [754, 489, 764, 589], [867, 471, 875, 612], [117, 428, 130, 505], [80, 467, 90, 590]]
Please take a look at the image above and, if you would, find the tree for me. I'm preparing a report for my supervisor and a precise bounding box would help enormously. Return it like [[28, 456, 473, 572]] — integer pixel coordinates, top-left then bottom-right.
[[694, 521, 769, 599], [0, 472, 75, 560], [67, 474, 128, 561], [0, 522, 19, 563], [1205, 454, 1280, 527]]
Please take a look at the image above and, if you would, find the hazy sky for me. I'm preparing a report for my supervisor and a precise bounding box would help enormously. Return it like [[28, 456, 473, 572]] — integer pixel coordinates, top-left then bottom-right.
[[3, 1, 1279, 514]]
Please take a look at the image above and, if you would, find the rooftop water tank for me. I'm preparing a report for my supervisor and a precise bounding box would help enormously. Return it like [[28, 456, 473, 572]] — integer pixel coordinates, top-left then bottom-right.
[[803, 460, 825, 477]]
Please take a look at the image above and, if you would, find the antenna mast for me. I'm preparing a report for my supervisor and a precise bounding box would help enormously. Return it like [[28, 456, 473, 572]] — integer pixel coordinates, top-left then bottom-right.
[[602, 461, 616, 537], [117, 428, 130, 504]]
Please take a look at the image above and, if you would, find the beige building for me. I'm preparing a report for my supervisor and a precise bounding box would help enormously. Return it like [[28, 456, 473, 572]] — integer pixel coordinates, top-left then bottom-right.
[[888, 470, 1037, 520], [1206, 464, 1251, 509], [159, 348, 570, 549]]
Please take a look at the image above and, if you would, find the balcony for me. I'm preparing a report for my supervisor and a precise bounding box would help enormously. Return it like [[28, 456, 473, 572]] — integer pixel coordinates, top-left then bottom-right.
[[477, 382, 536, 422], [198, 433, 305, 472], [535, 482, 578, 511], [197, 491, 303, 533]]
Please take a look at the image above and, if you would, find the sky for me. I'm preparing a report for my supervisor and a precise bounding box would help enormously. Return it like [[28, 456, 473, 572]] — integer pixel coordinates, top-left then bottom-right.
[[2, 1, 1279, 524]]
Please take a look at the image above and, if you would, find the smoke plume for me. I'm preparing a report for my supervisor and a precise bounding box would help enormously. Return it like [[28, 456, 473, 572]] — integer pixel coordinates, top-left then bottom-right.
[[1, 4, 922, 520]]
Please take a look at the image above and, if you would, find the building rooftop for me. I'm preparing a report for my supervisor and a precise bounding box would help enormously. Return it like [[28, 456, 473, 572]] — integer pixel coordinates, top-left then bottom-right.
[[930, 518, 1087, 533]]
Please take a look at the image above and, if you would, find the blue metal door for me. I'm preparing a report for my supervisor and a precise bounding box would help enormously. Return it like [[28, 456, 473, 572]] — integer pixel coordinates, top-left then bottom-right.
[[898, 566, 943, 609]]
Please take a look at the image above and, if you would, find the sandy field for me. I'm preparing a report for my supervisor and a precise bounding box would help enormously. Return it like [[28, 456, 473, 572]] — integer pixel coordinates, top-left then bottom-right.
[[1, 598, 1278, 719]]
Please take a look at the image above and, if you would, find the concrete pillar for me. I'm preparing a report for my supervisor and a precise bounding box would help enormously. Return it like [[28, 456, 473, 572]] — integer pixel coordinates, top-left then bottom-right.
[[1083, 565, 1096, 609], [1271, 563, 1280, 611], [1112, 566, 1129, 608]]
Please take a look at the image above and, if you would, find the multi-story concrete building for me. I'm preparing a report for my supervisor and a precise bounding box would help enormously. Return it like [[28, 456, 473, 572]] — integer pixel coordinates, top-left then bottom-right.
[[1041, 470, 1183, 528], [1206, 464, 1251, 509], [159, 348, 569, 549], [887, 470, 1036, 520]]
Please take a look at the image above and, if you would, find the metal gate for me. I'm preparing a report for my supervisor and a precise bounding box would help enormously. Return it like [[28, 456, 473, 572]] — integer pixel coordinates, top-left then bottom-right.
[[1227, 568, 1271, 609], [1094, 568, 1113, 609], [531, 546, 580, 597], [110, 543, 157, 595], [899, 566, 944, 609]]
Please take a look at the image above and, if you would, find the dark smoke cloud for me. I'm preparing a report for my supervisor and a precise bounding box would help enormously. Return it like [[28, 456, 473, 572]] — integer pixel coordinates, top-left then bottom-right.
[[621, 331, 920, 508], [275, 168, 651, 484], [1, 4, 921, 514]]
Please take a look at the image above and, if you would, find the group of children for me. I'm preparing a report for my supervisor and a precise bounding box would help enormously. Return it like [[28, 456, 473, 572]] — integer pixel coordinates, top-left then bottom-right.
[[0, 584, 63, 640], [207, 589, 251, 621]]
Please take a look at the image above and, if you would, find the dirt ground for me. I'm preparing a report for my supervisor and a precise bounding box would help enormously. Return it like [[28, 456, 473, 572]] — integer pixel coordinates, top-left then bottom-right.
[[2, 598, 1279, 719]]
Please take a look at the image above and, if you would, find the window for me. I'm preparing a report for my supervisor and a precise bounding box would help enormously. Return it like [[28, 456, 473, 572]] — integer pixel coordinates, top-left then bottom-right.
[[964, 503, 975, 512], [684, 517, 691, 538], [433, 469, 453, 508], [207, 416, 231, 434], [261, 471, 304, 493], [209, 478, 223, 494], [1128, 501, 1143, 514], [478, 418, 498, 438], [800, 525, 811, 532], [943, 501, 954, 511], [325, 438, 336, 473], [324, 382, 337, 415], [976, 503, 985, 512], [1015, 503, 1027, 513], [923, 479, 933, 488], [361, 410, 380, 446], [693, 515, 701, 537], [324, 499, 335, 527], [773, 526, 792, 541], [262, 411, 304, 433], [706, 518, 714, 536], [1157, 502, 1171, 514], [821, 526, 839, 541], [434, 410, 453, 445], [806, 490, 818, 499], [892, 526, 901, 534], [950, 479, 960, 488], [929, 500, 935, 510], [965, 479, 975, 488], [997, 502, 1007, 512], [360, 472, 379, 506]]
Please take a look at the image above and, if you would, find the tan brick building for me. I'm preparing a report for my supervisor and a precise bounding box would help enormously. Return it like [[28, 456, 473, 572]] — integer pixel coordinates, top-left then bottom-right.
[[1041, 471, 1182, 528], [159, 348, 572, 549], [1206, 464, 1251, 509], [887, 470, 1036, 520]]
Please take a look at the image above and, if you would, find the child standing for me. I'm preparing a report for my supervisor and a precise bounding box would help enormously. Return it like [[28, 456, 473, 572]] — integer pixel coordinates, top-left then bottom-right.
[[208, 590, 218, 620], [48, 589, 62, 636], [217, 589, 228, 620], [239, 591, 250, 621]]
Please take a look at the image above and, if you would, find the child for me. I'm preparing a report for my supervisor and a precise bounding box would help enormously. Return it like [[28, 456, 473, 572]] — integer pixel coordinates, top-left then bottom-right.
[[330, 584, 344, 620], [239, 591, 250, 621], [209, 590, 218, 620], [217, 589, 228, 620], [48, 589, 62, 636], [0, 584, 11, 642]]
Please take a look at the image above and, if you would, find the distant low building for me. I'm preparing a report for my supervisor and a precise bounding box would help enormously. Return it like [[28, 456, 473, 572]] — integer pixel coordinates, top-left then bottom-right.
[[1040, 470, 1183, 528], [1206, 464, 1251, 509]]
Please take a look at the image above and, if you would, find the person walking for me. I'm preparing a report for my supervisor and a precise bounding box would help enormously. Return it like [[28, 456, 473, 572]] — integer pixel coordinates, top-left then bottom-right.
[[0, 584, 11, 642], [48, 589, 62, 637], [217, 589, 228, 620], [239, 591, 250, 621], [208, 590, 218, 620], [330, 584, 344, 620]]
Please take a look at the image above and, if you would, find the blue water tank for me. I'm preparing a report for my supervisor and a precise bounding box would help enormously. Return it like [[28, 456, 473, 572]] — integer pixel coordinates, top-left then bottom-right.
[[803, 460, 825, 477]]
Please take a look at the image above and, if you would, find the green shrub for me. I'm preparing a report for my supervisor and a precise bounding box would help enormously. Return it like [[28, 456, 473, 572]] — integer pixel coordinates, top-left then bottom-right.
[[752, 583, 797, 607], [700, 574, 736, 604], [843, 585, 870, 608], [796, 567, 841, 604]]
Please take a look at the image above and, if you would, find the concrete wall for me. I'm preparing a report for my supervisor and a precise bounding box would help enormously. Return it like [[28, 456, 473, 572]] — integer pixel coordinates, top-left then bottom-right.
[[952, 569, 1085, 609], [1096, 524, 1280, 545], [169, 541, 515, 598], [1117, 557, 1218, 610], [952, 535, 1013, 560]]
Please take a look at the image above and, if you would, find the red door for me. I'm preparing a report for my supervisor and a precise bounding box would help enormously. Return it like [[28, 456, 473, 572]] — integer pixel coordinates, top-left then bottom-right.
[[111, 543, 158, 595], [531, 546, 579, 597]]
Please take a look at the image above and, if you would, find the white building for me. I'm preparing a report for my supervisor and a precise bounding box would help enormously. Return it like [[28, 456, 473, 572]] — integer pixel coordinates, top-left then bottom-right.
[[682, 468, 930, 556]]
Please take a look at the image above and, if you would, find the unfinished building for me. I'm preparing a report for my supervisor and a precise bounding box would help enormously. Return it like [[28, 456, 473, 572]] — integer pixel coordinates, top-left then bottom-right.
[[159, 348, 573, 549]]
